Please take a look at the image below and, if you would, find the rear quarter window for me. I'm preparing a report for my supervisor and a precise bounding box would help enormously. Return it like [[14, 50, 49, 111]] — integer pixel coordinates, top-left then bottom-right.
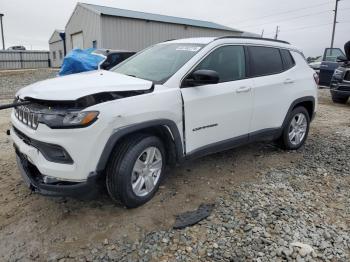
[[248, 46, 284, 77], [280, 49, 295, 70]]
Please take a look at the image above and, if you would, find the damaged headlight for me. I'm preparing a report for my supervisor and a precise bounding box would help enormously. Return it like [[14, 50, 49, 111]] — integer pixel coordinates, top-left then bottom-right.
[[40, 111, 99, 129]]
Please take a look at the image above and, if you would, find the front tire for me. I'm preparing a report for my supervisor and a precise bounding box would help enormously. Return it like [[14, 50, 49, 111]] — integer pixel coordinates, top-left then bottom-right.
[[279, 107, 310, 150], [106, 134, 166, 208]]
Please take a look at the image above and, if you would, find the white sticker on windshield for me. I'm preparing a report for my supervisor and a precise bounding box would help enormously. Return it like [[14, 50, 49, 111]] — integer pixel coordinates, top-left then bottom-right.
[[176, 46, 201, 52]]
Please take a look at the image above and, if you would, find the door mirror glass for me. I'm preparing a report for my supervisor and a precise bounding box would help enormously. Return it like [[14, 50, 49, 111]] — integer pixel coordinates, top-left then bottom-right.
[[184, 70, 219, 87], [100, 61, 111, 70]]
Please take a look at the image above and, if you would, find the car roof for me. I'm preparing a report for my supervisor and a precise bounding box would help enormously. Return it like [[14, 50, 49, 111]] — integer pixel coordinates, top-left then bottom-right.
[[163, 36, 297, 51], [165, 37, 217, 45]]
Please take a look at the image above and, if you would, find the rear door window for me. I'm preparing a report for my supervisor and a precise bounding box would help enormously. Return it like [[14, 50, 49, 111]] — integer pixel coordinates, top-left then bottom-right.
[[248, 46, 284, 77]]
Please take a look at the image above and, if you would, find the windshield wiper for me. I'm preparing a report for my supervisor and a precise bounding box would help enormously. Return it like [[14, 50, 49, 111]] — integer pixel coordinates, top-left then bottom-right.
[[126, 74, 137, 78]]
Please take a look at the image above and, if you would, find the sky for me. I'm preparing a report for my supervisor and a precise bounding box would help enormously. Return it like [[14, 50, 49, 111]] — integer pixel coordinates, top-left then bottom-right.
[[0, 0, 349, 57]]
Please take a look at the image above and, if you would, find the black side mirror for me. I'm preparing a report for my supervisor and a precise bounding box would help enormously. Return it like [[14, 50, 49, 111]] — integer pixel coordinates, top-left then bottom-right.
[[337, 55, 348, 62], [183, 70, 219, 87], [100, 61, 111, 70]]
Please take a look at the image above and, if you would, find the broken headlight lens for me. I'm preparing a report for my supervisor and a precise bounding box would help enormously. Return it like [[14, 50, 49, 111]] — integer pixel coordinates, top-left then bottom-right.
[[40, 111, 99, 129]]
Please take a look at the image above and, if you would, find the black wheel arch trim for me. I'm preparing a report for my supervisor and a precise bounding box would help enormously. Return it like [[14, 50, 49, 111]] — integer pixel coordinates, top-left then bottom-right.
[[282, 96, 315, 127], [96, 119, 184, 172]]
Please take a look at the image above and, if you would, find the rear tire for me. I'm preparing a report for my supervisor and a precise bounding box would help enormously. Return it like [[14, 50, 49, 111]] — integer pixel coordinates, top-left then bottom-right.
[[331, 93, 348, 104], [106, 134, 166, 208], [279, 107, 310, 150]]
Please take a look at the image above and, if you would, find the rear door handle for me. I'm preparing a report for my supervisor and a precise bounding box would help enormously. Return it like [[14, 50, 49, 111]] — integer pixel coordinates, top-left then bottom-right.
[[284, 78, 295, 84], [236, 86, 252, 93]]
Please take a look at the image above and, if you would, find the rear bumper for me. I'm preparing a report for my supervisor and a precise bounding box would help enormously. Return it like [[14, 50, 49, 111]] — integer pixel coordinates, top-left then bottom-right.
[[15, 148, 102, 199]]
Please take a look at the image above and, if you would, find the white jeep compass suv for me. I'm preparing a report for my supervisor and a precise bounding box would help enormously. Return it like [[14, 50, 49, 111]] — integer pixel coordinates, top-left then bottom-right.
[[10, 37, 318, 208]]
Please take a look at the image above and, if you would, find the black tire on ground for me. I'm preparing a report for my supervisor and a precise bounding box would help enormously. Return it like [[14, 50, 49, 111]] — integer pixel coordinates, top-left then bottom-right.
[[106, 134, 166, 208], [279, 106, 310, 150], [331, 93, 349, 104]]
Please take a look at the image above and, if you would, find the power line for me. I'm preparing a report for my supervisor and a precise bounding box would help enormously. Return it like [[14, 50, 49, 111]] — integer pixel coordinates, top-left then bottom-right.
[[257, 19, 349, 36], [282, 22, 333, 33], [239, 9, 332, 28], [233, 1, 331, 24], [260, 22, 334, 35]]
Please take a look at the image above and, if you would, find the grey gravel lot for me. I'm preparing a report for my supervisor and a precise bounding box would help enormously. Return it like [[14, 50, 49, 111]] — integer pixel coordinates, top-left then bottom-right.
[[0, 69, 349, 262], [0, 69, 58, 99]]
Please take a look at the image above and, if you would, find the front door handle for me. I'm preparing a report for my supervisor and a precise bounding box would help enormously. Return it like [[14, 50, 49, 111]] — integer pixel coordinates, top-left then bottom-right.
[[236, 86, 252, 93], [284, 78, 295, 84]]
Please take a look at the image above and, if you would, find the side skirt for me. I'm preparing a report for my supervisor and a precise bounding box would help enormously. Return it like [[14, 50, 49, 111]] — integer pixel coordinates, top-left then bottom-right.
[[185, 127, 281, 161]]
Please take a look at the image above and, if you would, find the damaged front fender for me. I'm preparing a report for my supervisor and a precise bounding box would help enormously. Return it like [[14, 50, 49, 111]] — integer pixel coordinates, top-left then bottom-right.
[[6, 86, 154, 130]]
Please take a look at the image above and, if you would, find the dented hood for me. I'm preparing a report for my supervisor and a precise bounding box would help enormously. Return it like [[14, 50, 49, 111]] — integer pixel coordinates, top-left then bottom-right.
[[16, 70, 153, 101]]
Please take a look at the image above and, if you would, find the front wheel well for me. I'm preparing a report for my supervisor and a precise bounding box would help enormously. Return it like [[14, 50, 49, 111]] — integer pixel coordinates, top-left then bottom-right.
[[106, 126, 179, 170]]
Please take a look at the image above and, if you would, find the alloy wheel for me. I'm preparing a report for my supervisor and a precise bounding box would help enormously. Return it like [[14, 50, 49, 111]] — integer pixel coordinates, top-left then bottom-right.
[[131, 147, 163, 197], [288, 113, 307, 146]]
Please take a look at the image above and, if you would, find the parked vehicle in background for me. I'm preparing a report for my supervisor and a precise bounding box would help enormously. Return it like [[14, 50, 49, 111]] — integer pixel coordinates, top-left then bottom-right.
[[10, 37, 317, 208], [308, 56, 322, 74], [7, 45, 26, 51], [319, 47, 346, 86], [93, 49, 135, 70], [329, 41, 350, 104], [59, 48, 135, 76]]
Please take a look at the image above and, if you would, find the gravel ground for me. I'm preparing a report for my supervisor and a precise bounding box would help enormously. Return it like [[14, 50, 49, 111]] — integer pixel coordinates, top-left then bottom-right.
[[0, 69, 349, 261], [0, 69, 58, 99]]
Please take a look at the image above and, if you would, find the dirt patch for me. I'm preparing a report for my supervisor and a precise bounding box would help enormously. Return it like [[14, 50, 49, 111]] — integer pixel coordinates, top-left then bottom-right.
[[0, 73, 349, 261]]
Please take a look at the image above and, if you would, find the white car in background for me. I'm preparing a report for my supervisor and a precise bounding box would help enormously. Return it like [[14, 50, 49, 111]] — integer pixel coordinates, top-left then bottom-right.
[[309, 56, 322, 73], [10, 36, 318, 208]]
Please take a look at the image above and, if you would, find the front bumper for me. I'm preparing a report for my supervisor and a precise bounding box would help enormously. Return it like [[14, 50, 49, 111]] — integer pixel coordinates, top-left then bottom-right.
[[330, 87, 350, 96], [15, 148, 102, 198], [10, 110, 110, 181], [330, 72, 350, 96]]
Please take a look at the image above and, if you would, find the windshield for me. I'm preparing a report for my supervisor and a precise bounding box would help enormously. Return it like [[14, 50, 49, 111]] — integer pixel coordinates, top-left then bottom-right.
[[113, 43, 204, 83]]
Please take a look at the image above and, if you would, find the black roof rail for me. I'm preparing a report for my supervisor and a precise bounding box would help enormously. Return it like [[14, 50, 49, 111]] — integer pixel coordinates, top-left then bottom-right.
[[215, 36, 290, 45]]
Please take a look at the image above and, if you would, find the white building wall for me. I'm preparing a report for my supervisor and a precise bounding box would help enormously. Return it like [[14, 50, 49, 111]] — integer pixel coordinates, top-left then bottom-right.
[[49, 40, 64, 67], [65, 5, 102, 53], [100, 15, 241, 51], [49, 30, 65, 67]]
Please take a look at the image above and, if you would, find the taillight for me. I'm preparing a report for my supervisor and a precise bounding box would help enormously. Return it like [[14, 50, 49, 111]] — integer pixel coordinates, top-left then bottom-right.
[[313, 73, 319, 85]]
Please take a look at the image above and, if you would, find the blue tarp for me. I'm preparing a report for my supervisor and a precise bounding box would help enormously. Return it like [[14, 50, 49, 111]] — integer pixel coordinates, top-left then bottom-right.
[[59, 48, 105, 76]]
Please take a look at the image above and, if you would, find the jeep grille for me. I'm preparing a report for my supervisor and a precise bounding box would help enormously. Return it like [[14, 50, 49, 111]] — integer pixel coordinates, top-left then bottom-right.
[[15, 105, 39, 130]]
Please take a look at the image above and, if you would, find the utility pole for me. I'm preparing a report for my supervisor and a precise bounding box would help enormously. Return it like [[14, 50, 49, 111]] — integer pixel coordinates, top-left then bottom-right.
[[261, 29, 264, 38], [330, 0, 340, 49], [0, 13, 5, 50], [274, 26, 280, 40]]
